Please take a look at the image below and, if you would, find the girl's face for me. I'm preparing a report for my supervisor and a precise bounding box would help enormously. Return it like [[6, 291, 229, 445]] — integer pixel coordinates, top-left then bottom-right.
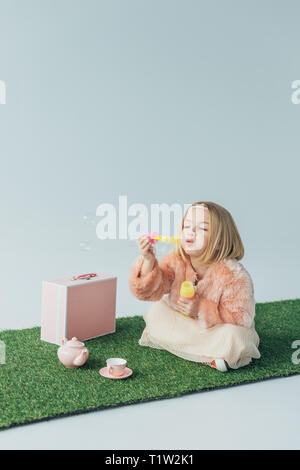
[[181, 205, 210, 256]]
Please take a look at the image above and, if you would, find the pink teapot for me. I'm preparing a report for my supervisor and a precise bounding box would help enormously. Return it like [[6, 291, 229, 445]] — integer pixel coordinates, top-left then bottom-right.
[[57, 337, 89, 368]]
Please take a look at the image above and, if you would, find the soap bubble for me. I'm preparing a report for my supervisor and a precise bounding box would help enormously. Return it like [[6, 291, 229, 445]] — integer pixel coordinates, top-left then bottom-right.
[[79, 241, 91, 252], [82, 211, 97, 226]]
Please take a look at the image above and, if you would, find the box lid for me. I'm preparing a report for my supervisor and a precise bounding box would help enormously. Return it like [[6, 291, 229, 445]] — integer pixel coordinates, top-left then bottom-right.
[[45, 273, 117, 287]]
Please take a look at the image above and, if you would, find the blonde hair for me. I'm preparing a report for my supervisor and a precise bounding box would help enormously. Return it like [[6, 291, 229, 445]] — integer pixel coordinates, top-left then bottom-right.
[[175, 201, 244, 266]]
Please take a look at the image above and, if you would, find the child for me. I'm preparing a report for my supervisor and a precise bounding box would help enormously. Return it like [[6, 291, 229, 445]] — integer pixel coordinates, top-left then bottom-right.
[[129, 201, 261, 372]]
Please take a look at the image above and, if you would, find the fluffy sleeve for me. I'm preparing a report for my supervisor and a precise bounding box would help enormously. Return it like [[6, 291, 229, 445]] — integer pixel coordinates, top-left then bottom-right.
[[197, 266, 256, 328], [128, 252, 175, 301], [218, 270, 256, 328]]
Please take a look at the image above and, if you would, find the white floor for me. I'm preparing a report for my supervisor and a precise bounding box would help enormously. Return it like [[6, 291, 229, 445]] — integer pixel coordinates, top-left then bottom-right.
[[0, 372, 299, 450]]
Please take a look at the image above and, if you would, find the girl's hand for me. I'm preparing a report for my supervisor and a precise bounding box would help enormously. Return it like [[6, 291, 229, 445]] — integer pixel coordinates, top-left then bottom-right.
[[176, 291, 200, 319], [138, 234, 156, 260]]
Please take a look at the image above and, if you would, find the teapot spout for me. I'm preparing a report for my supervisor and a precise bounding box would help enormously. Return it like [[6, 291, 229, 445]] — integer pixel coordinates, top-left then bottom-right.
[[73, 348, 88, 367]]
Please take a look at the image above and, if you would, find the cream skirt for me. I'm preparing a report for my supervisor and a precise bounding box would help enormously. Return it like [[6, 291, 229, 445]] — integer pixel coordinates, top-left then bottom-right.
[[138, 298, 261, 369]]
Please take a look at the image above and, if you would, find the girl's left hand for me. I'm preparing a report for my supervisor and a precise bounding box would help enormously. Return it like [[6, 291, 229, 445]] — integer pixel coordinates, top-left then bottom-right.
[[176, 292, 200, 319]]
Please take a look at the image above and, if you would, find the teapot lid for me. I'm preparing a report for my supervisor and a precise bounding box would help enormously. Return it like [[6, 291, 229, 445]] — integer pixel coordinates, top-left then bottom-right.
[[63, 337, 85, 348]]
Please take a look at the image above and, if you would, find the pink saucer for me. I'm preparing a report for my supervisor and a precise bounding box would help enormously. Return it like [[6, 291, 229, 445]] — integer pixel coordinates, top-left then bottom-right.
[[99, 366, 133, 380]]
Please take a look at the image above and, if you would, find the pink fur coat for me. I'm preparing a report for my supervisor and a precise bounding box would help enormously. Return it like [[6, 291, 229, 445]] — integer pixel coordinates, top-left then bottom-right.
[[129, 251, 256, 329]]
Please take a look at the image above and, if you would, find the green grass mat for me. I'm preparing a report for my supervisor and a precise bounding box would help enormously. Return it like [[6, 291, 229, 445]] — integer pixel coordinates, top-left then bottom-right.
[[1, 298, 300, 430]]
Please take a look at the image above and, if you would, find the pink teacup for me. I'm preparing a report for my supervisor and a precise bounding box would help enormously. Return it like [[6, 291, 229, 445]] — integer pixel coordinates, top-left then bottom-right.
[[106, 358, 127, 377]]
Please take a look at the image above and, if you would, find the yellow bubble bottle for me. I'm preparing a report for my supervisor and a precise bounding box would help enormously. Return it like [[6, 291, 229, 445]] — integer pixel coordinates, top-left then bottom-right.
[[179, 281, 195, 317]]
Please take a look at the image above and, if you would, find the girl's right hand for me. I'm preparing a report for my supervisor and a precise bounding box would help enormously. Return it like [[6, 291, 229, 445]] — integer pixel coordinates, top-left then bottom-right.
[[138, 234, 156, 260]]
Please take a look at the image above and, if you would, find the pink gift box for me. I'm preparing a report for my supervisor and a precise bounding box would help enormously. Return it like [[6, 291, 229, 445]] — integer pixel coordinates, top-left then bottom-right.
[[41, 273, 117, 345]]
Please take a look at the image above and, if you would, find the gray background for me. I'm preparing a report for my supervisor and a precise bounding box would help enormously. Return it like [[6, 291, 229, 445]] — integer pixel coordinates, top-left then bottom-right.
[[0, 0, 299, 450]]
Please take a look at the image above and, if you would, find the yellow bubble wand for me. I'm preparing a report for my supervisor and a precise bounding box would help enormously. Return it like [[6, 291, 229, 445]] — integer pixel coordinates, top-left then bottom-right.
[[146, 232, 179, 246]]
